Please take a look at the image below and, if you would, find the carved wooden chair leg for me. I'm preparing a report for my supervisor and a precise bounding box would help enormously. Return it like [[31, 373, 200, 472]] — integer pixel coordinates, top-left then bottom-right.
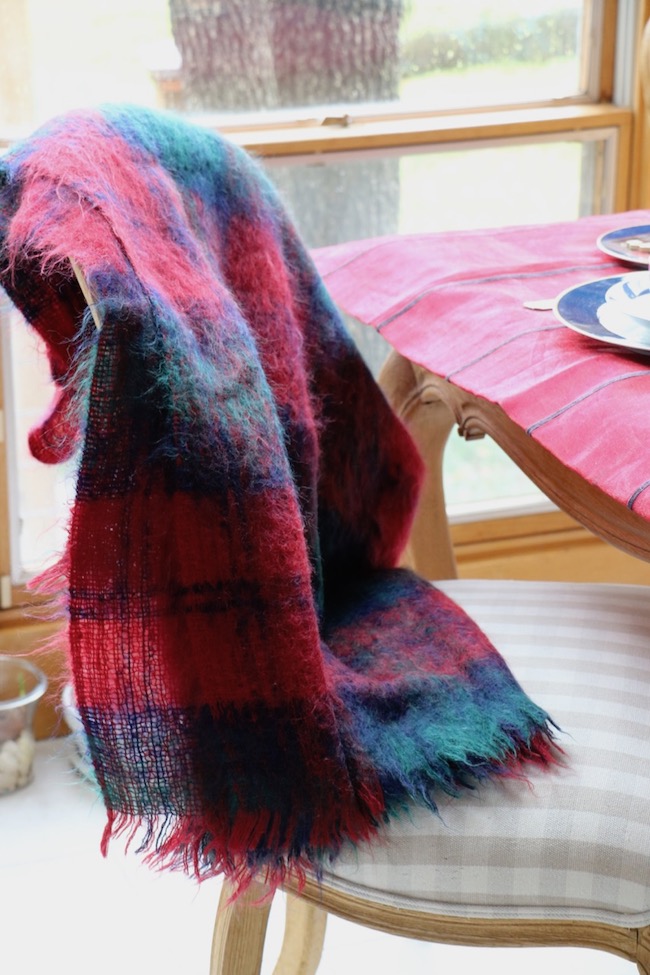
[[210, 880, 273, 975], [272, 893, 327, 975], [638, 926, 650, 975]]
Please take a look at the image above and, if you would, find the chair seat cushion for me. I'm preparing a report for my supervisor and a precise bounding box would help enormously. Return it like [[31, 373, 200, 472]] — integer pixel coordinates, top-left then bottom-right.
[[322, 579, 650, 927]]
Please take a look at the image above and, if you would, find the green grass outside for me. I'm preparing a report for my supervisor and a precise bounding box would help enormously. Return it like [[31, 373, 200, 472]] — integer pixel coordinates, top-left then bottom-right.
[[400, 0, 577, 39]]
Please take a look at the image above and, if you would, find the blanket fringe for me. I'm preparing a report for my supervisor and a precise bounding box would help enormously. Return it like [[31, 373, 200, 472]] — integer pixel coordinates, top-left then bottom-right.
[[99, 805, 369, 898], [95, 719, 561, 900]]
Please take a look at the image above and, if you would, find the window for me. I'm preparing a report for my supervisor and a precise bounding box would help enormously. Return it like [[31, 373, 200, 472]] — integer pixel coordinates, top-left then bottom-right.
[[0, 1, 617, 130], [0, 0, 643, 600]]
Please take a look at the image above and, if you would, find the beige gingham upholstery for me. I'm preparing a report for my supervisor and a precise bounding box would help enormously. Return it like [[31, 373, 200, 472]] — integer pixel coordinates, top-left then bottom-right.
[[323, 580, 650, 927]]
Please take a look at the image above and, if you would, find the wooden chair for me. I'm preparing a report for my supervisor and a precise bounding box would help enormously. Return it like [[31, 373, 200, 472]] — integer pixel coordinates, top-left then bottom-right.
[[69, 211, 650, 974], [219, 23, 650, 970], [207, 347, 650, 975], [71, 263, 650, 975]]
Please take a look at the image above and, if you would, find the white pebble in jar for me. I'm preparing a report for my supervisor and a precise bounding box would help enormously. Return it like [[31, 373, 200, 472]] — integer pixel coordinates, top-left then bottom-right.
[[0, 729, 35, 793], [0, 656, 47, 796]]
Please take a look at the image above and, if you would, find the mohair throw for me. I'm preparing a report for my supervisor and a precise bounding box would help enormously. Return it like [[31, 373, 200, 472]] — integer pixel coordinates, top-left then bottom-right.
[[0, 105, 557, 892]]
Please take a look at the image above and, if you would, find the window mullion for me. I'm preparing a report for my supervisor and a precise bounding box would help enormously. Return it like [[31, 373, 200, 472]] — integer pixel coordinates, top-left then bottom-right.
[[580, 0, 618, 101], [0, 300, 13, 608]]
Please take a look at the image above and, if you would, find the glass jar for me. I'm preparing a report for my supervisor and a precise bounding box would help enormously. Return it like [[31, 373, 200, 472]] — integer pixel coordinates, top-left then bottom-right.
[[0, 655, 47, 795]]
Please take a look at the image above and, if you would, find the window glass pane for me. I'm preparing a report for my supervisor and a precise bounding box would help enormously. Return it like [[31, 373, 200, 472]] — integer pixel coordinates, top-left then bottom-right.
[[1, 301, 74, 580], [266, 134, 612, 514], [267, 136, 606, 249], [2, 0, 589, 135], [400, 0, 587, 110]]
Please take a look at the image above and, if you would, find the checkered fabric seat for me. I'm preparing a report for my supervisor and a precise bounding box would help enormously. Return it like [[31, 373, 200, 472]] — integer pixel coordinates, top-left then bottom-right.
[[322, 579, 650, 928]]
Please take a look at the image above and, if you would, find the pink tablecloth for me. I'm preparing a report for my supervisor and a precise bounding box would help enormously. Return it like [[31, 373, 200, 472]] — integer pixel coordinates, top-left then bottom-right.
[[312, 210, 650, 521]]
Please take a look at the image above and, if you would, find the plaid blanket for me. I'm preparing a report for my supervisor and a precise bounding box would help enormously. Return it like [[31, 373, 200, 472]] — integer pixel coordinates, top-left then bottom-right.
[[0, 105, 556, 891]]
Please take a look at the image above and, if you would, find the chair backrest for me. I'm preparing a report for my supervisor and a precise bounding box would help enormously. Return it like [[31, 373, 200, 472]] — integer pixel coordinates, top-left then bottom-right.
[[70, 260, 101, 331]]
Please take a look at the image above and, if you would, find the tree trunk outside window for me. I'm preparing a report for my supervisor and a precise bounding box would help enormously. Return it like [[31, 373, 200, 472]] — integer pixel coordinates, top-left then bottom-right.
[[168, 0, 403, 110], [167, 0, 403, 247]]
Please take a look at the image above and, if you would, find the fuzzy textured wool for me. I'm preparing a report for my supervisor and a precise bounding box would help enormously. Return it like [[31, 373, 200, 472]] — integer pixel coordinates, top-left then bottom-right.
[[0, 105, 557, 891]]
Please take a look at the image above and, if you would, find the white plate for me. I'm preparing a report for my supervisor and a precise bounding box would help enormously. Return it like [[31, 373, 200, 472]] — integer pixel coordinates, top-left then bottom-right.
[[554, 273, 650, 353], [603, 271, 650, 316], [596, 271, 650, 342], [596, 303, 650, 345]]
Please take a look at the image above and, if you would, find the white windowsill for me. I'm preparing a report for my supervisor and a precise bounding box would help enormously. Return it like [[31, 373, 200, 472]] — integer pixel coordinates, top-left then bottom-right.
[[447, 494, 557, 524]]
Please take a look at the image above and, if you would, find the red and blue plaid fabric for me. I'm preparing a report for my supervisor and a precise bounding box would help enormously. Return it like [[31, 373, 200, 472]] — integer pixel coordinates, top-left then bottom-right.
[[0, 106, 557, 892]]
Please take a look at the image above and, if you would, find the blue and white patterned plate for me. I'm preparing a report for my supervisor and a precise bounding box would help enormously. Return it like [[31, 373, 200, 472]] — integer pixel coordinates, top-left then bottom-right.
[[597, 225, 650, 267], [554, 272, 650, 354]]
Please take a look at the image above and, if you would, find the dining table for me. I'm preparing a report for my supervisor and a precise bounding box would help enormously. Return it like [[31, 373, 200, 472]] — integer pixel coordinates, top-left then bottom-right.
[[311, 210, 650, 577]]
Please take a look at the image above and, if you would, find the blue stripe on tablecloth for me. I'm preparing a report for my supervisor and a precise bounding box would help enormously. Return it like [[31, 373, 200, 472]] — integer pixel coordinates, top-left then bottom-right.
[[525, 370, 650, 435], [375, 260, 623, 333], [628, 480, 650, 509], [445, 325, 563, 381]]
